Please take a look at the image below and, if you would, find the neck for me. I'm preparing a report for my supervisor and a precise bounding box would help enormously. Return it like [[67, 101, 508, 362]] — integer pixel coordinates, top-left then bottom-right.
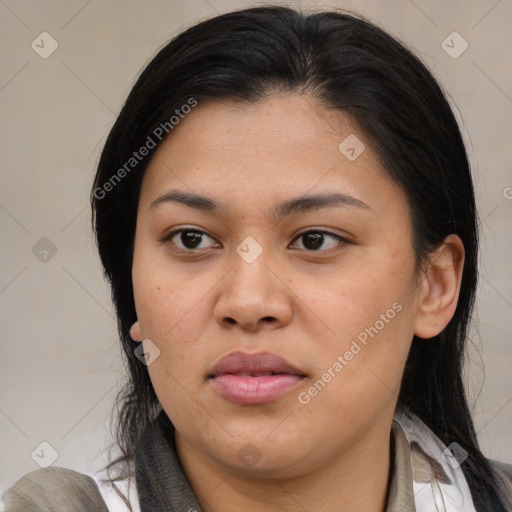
[[175, 427, 393, 512]]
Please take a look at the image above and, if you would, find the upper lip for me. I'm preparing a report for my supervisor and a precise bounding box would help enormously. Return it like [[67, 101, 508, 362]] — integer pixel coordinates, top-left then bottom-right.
[[209, 351, 305, 378]]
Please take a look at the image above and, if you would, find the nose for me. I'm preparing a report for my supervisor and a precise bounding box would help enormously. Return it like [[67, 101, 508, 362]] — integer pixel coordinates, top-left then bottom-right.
[[213, 249, 293, 332]]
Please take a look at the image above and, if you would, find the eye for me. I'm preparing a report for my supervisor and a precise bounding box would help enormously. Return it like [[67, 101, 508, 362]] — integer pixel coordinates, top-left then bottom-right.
[[290, 229, 348, 252], [163, 228, 219, 251], [162, 227, 349, 253]]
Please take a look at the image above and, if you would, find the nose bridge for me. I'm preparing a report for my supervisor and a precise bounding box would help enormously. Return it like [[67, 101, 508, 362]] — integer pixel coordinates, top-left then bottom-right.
[[214, 236, 292, 330], [229, 236, 275, 303]]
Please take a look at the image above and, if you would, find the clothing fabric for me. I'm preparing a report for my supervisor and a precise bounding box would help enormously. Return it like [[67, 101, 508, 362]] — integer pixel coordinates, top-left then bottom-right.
[[91, 470, 140, 512], [3, 409, 511, 511]]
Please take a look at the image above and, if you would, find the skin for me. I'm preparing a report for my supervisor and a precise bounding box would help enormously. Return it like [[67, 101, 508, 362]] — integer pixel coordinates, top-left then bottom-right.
[[130, 93, 464, 512]]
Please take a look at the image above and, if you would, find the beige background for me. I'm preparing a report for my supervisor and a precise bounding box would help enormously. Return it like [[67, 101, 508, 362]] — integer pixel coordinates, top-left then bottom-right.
[[1, 0, 511, 493]]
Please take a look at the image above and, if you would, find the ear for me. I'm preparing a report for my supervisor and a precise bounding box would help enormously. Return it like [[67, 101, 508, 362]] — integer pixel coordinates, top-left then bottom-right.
[[413, 234, 465, 339], [130, 320, 143, 341]]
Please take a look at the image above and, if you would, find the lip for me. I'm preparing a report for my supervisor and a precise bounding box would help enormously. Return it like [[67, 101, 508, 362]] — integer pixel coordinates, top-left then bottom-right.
[[208, 351, 306, 405]]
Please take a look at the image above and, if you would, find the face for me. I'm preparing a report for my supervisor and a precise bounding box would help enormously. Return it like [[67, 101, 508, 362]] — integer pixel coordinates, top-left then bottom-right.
[[131, 93, 424, 477]]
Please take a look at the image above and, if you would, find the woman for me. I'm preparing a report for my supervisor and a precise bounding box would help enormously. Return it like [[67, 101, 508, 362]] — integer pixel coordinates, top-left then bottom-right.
[[3, 6, 511, 512]]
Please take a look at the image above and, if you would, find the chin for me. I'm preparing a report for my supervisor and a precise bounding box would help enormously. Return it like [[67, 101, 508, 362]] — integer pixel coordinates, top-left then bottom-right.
[[201, 428, 313, 477]]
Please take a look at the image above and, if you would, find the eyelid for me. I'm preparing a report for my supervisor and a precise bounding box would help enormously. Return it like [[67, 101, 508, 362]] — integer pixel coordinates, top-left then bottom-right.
[[292, 227, 351, 242]]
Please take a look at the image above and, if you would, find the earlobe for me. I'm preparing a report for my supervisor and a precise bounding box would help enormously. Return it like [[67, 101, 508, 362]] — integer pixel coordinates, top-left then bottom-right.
[[413, 234, 465, 340], [130, 320, 143, 341]]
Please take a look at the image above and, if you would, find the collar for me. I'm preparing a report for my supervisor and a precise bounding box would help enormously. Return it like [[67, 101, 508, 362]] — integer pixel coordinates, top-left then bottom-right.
[[392, 408, 477, 512], [387, 419, 416, 511]]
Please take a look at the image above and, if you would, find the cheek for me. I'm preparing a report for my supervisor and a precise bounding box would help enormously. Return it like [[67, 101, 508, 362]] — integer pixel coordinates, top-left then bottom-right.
[[315, 251, 413, 339], [148, 358, 212, 437], [297, 304, 413, 435], [303, 252, 416, 399], [131, 261, 210, 397], [132, 246, 205, 343], [134, 281, 209, 371]]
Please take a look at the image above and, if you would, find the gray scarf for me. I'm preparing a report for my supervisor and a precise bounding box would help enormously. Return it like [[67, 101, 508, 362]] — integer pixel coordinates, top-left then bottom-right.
[[135, 411, 203, 512]]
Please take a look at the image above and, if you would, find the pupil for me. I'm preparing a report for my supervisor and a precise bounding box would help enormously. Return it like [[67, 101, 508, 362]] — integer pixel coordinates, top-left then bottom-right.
[[304, 233, 323, 250], [182, 231, 202, 249]]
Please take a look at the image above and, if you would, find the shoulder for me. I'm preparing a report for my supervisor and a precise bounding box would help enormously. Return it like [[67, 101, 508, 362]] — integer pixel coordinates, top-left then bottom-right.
[[1, 467, 109, 511]]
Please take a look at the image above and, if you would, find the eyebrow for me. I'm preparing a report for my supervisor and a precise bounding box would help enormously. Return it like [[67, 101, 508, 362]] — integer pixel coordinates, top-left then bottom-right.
[[150, 189, 370, 219]]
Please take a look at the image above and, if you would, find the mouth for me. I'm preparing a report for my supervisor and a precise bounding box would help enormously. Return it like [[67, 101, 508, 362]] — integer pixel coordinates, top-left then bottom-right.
[[208, 351, 306, 405]]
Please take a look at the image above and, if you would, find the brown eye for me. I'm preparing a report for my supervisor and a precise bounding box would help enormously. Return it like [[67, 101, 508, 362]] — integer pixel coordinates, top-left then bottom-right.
[[164, 229, 217, 251], [291, 230, 348, 252], [162, 227, 348, 254]]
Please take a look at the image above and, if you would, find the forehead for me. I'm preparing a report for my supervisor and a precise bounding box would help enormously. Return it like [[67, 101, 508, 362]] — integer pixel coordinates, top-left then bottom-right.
[[159, 94, 357, 159], [139, 94, 408, 222]]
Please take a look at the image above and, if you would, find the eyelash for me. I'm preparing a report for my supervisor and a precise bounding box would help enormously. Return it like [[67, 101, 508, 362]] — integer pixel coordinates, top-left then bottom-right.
[[162, 227, 350, 254]]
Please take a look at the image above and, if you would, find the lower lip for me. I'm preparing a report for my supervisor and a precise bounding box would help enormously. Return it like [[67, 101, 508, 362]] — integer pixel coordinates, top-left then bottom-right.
[[210, 374, 303, 405]]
